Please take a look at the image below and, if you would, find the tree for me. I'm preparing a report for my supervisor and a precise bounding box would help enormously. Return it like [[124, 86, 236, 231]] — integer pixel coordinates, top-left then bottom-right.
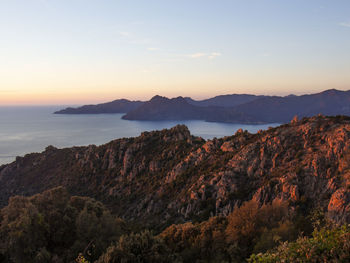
[[0, 187, 126, 262], [97, 230, 181, 263]]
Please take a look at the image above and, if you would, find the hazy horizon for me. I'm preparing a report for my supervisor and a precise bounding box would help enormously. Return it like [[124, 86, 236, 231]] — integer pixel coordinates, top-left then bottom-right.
[[1, 0, 350, 105]]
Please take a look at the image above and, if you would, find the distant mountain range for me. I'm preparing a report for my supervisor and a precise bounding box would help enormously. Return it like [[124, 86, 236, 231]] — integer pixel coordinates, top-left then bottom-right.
[[121, 95, 254, 123], [55, 89, 350, 123]]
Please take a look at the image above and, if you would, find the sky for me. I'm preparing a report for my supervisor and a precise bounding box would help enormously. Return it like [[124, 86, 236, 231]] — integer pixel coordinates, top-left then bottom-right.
[[0, 0, 350, 105]]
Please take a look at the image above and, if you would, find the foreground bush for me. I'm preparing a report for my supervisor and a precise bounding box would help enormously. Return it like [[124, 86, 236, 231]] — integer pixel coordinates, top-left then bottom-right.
[[249, 225, 350, 262]]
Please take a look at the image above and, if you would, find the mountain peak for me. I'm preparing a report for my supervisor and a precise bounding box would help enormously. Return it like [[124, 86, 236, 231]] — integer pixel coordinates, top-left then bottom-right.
[[150, 95, 168, 101], [321, 89, 342, 95], [149, 95, 187, 103]]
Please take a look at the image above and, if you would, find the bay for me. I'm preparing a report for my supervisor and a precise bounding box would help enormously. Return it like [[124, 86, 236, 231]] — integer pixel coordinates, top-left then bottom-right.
[[0, 106, 279, 165]]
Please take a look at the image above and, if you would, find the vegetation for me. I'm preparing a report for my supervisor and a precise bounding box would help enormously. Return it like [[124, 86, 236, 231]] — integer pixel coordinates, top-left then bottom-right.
[[0, 187, 349, 262], [159, 199, 302, 262], [1, 116, 350, 262], [249, 225, 350, 263], [97, 230, 180, 263], [0, 187, 126, 263]]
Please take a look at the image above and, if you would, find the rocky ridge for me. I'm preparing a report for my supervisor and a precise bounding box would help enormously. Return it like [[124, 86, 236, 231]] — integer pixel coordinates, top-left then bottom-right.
[[1, 115, 350, 228]]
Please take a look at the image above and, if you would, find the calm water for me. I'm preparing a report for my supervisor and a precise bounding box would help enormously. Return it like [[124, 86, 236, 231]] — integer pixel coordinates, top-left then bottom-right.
[[0, 106, 279, 165]]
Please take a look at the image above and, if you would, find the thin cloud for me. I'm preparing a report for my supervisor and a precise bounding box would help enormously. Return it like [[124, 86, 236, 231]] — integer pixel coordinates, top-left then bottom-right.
[[189, 53, 207, 58], [147, 47, 159, 51], [339, 22, 350, 28], [186, 52, 222, 59], [208, 52, 222, 59]]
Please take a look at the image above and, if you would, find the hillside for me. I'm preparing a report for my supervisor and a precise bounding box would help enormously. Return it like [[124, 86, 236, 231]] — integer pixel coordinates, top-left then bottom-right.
[[122, 95, 207, 120], [185, 94, 264, 107], [122, 95, 253, 123], [54, 99, 144, 114], [233, 89, 350, 123], [1, 115, 350, 229]]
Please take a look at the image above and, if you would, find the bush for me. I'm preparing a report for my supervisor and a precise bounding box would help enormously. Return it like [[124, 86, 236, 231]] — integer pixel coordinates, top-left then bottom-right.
[[249, 225, 350, 262], [160, 217, 228, 262], [97, 230, 181, 263], [225, 199, 294, 260]]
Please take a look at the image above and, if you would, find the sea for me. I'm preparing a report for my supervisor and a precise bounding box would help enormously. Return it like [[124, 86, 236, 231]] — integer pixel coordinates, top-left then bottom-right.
[[0, 106, 279, 165]]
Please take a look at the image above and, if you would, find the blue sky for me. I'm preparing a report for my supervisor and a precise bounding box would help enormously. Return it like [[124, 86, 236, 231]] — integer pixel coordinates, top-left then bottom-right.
[[0, 0, 350, 104]]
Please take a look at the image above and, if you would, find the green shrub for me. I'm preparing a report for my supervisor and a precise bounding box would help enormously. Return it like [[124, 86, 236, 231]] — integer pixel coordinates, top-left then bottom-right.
[[249, 225, 350, 262], [0, 187, 126, 262]]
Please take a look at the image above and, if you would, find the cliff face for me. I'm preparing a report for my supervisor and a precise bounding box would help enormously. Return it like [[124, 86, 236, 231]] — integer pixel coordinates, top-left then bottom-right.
[[1, 115, 350, 227]]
